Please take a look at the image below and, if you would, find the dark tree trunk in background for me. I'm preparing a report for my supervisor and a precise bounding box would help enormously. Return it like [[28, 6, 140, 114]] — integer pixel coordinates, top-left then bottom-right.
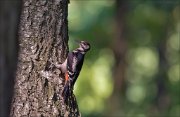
[[149, 26, 170, 116], [154, 41, 170, 115], [113, 0, 128, 94], [0, 1, 22, 116], [107, 0, 128, 116], [10, 0, 80, 116]]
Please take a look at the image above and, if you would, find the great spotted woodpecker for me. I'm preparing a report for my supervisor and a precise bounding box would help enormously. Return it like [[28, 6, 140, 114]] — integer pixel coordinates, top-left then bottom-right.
[[56, 41, 90, 102]]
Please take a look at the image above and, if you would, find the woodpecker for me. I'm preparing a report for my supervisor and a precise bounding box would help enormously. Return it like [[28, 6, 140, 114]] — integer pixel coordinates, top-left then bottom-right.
[[56, 41, 90, 102]]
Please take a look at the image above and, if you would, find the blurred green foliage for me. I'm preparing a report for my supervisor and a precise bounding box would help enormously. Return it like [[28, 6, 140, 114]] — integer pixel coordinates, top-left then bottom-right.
[[68, 0, 179, 117]]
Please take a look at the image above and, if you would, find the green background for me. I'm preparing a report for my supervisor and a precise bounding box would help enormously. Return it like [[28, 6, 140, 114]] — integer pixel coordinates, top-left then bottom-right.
[[68, 0, 179, 117]]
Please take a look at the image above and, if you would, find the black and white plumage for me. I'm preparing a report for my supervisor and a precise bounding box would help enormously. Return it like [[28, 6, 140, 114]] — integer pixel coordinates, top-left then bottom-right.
[[56, 41, 90, 102]]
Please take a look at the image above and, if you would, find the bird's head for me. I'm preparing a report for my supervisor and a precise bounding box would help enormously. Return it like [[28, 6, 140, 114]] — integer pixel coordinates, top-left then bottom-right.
[[75, 40, 90, 53], [79, 41, 90, 52]]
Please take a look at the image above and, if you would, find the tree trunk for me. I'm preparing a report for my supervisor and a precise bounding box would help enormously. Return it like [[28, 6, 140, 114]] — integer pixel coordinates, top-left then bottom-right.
[[107, 0, 128, 116], [10, 0, 80, 116], [0, 1, 22, 116]]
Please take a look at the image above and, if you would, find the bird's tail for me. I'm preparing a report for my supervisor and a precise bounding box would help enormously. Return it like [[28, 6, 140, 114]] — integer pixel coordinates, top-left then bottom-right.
[[61, 81, 71, 103]]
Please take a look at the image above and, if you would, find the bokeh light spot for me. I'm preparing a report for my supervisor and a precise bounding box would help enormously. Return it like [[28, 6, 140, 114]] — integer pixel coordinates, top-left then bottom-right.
[[168, 64, 180, 83], [128, 47, 159, 80], [126, 84, 146, 103]]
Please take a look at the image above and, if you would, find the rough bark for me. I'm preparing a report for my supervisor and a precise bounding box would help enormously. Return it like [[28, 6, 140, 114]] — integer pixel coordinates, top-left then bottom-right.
[[10, 0, 80, 116], [0, 1, 22, 116]]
